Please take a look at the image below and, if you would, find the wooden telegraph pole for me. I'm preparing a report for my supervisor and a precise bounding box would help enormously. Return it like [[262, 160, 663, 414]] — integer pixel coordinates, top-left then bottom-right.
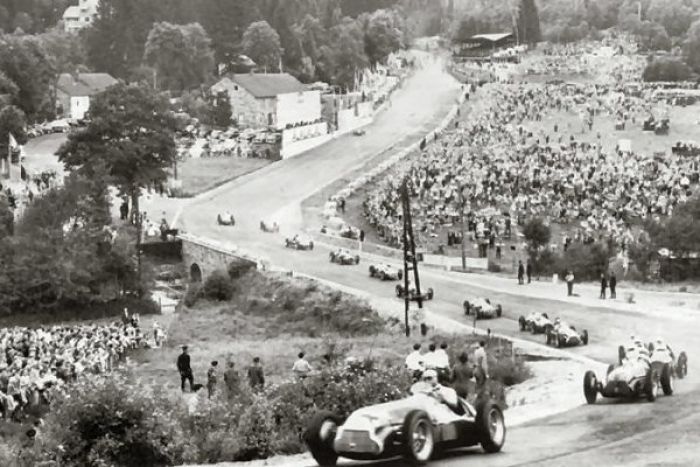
[[400, 178, 424, 337]]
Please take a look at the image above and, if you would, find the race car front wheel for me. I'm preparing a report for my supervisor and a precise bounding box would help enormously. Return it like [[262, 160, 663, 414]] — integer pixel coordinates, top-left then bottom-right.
[[476, 400, 506, 453], [583, 371, 598, 404], [661, 363, 673, 396], [402, 410, 435, 464], [645, 368, 658, 402], [304, 410, 341, 466]]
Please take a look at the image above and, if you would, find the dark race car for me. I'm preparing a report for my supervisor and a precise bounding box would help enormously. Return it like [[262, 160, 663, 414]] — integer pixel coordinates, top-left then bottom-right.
[[260, 220, 280, 233], [463, 298, 502, 319], [583, 345, 673, 405], [518, 312, 552, 334], [304, 383, 505, 466], [285, 235, 314, 250], [545, 320, 588, 347], [396, 283, 434, 301], [329, 249, 360, 265], [369, 263, 403, 281]]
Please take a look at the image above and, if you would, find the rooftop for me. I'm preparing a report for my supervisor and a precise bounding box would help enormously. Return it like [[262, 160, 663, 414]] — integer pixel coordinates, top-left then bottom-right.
[[225, 73, 308, 98], [57, 73, 118, 97], [62, 5, 81, 19], [470, 33, 514, 42]]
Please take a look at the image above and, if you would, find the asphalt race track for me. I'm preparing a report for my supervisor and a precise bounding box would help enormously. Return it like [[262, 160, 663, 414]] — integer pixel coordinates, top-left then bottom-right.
[[180, 56, 700, 467]]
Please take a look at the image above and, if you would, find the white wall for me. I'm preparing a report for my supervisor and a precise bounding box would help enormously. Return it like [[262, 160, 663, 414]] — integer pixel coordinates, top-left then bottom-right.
[[70, 96, 90, 120], [276, 90, 321, 130]]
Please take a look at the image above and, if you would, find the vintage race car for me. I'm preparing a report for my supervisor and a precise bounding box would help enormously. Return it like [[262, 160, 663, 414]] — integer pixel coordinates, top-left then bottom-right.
[[304, 383, 505, 466], [329, 249, 360, 265], [369, 263, 403, 281], [463, 298, 502, 319], [339, 225, 361, 240], [649, 342, 688, 380], [583, 346, 673, 404], [545, 322, 588, 347], [259, 220, 280, 233], [285, 235, 314, 250], [396, 284, 434, 301], [518, 312, 552, 334], [217, 212, 235, 226]]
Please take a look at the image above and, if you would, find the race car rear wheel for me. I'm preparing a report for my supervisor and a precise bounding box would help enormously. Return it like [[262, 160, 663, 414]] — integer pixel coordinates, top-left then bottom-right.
[[518, 316, 526, 331], [402, 410, 435, 464], [645, 368, 658, 402], [304, 410, 342, 466], [618, 345, 626, 366], [583, 371, 598, 404], [397, 270, 403, 280], [496, 305, 502, 318], [369, 266, 375, 277], [464, 301, 471, 315], [582, 330, 589, 345], [476, 400, 506, 453], [395, 285, 403, 298], [309, 241, 314, 250], [426, 288, 434, 300], [661, 363, 673, 396], [354, 255, 360, 265], [545, 330, 552, 346]]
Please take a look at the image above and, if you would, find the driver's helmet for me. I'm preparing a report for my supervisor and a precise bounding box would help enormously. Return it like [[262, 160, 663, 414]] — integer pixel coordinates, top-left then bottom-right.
[[421, 369, 438, 384], [655, 337, 665, 348], [634, 338, 643, 348]]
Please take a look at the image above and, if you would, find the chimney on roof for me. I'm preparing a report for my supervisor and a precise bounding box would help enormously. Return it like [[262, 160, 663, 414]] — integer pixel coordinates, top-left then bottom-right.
[[71, 69, 80, 83]]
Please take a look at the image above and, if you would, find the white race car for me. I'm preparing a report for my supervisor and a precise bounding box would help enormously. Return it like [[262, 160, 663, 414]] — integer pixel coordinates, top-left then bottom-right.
[[304, 383, 505, 465], [545, 320, 588, 347], [260, 220, 280, 233], [285, 235, 314, 250], [463, 298, 502, 319], [217, 212, 235, 226], [368, 263, 403, 281], [583, 345, 673, 404]]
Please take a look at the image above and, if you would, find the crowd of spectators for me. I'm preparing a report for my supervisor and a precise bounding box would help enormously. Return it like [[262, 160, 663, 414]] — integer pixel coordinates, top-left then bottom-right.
[[0, 313, 159, 419], [362, 40, 699, 256]]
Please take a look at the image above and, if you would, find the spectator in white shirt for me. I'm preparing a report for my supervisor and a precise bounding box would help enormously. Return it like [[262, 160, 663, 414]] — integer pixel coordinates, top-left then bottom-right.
[[292, 352, 313, 379], [405, 343, 424, 380], [423, 343, 439, 370]]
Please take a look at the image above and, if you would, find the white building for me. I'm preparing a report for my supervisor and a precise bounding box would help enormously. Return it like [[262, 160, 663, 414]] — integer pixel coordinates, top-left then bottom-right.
[[56, 73, 118, 120], [211, 73, 322, 130], [63, 0, 100, 34]]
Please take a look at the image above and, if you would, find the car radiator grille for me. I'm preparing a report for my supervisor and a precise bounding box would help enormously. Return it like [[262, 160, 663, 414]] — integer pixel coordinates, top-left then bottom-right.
[[335, 430, 380, 454]]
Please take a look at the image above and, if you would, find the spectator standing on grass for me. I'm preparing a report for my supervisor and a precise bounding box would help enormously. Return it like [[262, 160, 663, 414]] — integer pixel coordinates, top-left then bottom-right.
[[565, 271, 575, 296], [434, 343, 451, 383], [405, 344, 424, 380], [177, 345, 194, 392], [517, 261, 524, 285], [292, 352, 313, 379], [600, 273, 608, 299], [610, 273, 617, 299], [206, 361, 218, 399], [247, 357, 265, 391], [223, 361, 240, 400], [423, 343, 438, 369], [451, 352, 474, 399], [526, 261, 533, 284], [473, 341, 488, 377]]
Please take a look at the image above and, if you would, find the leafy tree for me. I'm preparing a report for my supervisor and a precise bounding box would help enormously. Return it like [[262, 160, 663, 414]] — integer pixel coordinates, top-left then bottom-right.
[[144, 22, 215, 91], [0, 34, 56, 121], [320, 18, 369, 90], [637, 21, 672, 51], [684, 20, 700, 73], [522, 216, 551, 265], [647, 197, 700, 258], [642, 56, 692, 81], [364, 9, 403, 64], [197, 0, 261, 64], [210, 90, 232, 128], [242, 21, 282, 72], [57, 83, 177, 228], [647, 0, 693, 37], [35, 26, 88, 74], [516, 0, 542, 45], [0, 105, 27, 163], [0, 195, 12, 238]]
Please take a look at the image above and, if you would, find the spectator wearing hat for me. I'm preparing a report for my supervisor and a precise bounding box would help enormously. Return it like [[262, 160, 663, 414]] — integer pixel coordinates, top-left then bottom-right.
[[423, 343, 438, 370], [405, 343, 424, 380], [177, 345, 194, 392], [207, 361, 218, 399]]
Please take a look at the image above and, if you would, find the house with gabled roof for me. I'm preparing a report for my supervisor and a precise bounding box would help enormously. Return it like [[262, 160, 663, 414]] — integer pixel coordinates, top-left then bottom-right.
[[63, 0, 99, 34], [56, 72, 118, 120]]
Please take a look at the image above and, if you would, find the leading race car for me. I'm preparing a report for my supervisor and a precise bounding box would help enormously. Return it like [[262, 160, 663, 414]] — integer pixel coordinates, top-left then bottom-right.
[[396, 282, 434, 302], [545, 319, 588, 347], [649, 338, 688, 380], [285, 235, 314, 250], [583, 344, 673, 404], [463, 298, 502, 319], [339, 225, 361, 240], [217, 212, 235, 226], [304, 382, 505, 466], [260, 220, 280, 233], [369, 263, 403, 281], [329, 249, 360, 265], [518, 312, 552, 334]]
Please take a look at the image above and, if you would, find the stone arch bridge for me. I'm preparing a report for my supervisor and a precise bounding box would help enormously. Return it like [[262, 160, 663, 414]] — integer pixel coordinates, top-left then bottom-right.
[[179, 234, 266, 282]]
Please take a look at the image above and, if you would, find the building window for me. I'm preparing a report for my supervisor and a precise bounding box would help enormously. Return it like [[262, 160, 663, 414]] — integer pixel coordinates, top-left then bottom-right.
[[234, 85, 239, 91]]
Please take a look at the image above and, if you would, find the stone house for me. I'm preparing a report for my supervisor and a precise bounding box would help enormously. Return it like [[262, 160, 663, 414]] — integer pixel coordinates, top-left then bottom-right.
[[56, 72, 118, 120]]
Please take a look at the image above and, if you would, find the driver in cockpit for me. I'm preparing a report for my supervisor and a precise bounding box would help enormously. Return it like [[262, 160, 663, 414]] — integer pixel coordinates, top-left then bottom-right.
[[413, 369, 463, 414]]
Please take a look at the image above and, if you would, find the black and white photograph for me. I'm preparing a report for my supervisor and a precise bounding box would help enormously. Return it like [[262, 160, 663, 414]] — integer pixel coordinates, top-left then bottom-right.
[[0, 0, 699, 466]]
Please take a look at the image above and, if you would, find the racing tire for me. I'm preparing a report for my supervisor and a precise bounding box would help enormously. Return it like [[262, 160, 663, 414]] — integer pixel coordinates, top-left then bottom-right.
[[328, 252, 334, 262], [661, 363, 673, 396], [518, 316, 526, 331], [401, 410, 435, 464], [354, 256, 360, 265], [285, 240, 291, 248], [645, 368, 658, 402], [309, 242, 314, 251], [677, 352, 688, 379], [618, 345, 626, 366], [496, 305, 502, 318], [542, 313, 549, 319], [369, 266, 376, 277], [545, 330, 553, 346], [464, 301, 471, 316], [380, 271, 387, 280], [476, 400, 506, 453], [427, 288, 434, 300], [396, 285, 403, 298], [557, 335, 564, 348], [607, 364, 615, 376], [397, 270, 403, 281], [581, 330, 589, 346], [583, 371, 598, 404], [304, 410, 342, 466]]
